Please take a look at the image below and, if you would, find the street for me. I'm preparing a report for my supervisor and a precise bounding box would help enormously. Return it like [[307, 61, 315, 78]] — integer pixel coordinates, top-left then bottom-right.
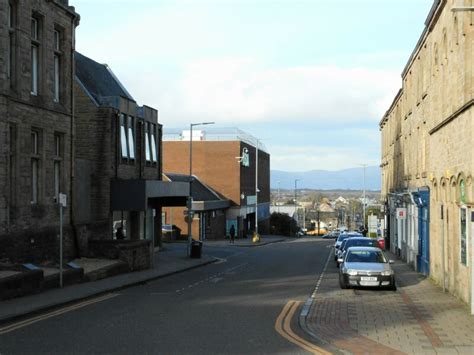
[[0, 238, 332, 355], [1, 237, 473, 355]]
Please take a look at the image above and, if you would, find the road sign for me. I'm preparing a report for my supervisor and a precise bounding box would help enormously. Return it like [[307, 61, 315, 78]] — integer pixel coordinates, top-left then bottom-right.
[[59, 193, 67, 207], [396, 208, 407, 220]]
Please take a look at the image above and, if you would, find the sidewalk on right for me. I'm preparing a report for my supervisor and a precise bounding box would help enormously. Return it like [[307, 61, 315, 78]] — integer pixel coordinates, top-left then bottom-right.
[[305, 250, 474, 355]]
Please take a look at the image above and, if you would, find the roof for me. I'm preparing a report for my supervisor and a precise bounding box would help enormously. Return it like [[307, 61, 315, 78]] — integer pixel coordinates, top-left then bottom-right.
[[75, 52, 135, 106], [163, 127, 269, 154], [164, 173, 227, 202]]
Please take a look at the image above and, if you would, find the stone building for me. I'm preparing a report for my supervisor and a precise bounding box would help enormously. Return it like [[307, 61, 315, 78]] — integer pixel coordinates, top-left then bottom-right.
[[74, 52, 188, 263], [380, 0, 473, 306], [0, 0, 79, 262], [163, 128, 271, 239]]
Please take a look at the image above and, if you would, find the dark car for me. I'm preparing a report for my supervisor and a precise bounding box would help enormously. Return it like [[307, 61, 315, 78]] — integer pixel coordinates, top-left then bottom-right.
[[336, 237, 379, 267], [339, 246, 396, 290], [333, 232, 363, 260]]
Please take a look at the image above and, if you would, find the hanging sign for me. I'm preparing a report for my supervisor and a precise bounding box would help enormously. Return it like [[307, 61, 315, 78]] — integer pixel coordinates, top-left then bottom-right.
[[241, 147, 250, 167]]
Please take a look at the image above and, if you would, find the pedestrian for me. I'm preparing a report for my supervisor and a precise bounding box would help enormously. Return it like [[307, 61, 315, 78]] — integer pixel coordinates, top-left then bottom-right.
[[116, 226, 125, 240], [229, 225, 235, 244]]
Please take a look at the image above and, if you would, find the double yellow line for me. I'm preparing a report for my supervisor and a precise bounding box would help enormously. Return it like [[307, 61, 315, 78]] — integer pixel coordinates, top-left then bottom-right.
[[275, 300, 332, 355], [0, 293, 118, 335]]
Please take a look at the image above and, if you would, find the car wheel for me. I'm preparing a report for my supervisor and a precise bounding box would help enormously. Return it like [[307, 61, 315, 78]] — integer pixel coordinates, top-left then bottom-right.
[[339, 275, 348, 289]]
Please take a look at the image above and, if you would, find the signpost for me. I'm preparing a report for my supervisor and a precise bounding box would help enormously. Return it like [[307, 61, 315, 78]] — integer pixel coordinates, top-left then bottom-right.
[[58, 193, 67, 288]]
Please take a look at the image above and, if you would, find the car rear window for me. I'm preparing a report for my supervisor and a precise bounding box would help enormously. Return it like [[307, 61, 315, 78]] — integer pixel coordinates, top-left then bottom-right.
[[346, 250, 387, 263], [345, 239, 377, 249]]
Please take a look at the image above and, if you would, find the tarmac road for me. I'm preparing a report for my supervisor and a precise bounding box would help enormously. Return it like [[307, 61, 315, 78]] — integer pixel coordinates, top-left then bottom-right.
[[0, 238, 333, 355]]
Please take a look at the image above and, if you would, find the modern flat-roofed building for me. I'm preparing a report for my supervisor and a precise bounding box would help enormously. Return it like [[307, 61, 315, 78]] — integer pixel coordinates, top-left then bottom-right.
[[163, 128, 271, 239]]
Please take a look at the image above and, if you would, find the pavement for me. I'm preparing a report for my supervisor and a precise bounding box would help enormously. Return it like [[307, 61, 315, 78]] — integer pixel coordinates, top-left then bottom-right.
[[302, 249, 474, 355], [0, 234, 287, 326]]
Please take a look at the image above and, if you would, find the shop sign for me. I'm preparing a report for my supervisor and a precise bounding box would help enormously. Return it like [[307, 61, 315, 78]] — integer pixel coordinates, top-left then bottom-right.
[[396, 208, 407, 220], [241, 147, 250, 167]]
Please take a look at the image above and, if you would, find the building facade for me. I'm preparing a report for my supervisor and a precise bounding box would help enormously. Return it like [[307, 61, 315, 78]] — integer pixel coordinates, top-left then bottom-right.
[[0, 0, 79, 262], [74, 53, 188, 258], [380, 0, 473, 306], [163, 128, 271, 239]]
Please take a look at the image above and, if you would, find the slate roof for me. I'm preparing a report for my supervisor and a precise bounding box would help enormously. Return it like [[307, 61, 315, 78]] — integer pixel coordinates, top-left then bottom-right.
[[165, 173, 227, 202], [75, 52, 135, 106]]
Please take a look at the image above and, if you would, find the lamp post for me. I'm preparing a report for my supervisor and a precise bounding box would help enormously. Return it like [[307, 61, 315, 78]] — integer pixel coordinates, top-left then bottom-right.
[[360, 164, 367, 229], [294, 179, 300, 227], [187, 121, 214, 256], [255, 139, 259, 237]]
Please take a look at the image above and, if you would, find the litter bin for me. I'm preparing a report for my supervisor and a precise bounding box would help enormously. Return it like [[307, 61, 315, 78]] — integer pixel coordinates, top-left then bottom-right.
[[190, 240, 202, 258]]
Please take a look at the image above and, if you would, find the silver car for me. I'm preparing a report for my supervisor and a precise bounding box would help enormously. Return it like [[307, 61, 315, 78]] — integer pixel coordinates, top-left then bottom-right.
[[339, 246, 396, 290]]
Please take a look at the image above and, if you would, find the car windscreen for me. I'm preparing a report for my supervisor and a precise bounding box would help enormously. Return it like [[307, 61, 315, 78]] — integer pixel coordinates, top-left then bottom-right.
[[346, 250, 387, 263]]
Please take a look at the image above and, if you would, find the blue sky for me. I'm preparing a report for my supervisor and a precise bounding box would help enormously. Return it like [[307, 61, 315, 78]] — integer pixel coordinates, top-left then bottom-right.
[[74, 0, 433, 171]]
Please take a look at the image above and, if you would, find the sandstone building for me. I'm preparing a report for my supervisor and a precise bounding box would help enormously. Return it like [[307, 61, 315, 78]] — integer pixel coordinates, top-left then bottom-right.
[[0, 0, 79, 262], [380, 0, 473, 307]]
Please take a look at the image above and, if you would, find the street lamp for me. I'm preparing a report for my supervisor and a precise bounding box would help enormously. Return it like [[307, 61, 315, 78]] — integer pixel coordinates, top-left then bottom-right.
[[187, 121, 215, 256], [294, 179, 300, 227], [359, 164, 367, 230]]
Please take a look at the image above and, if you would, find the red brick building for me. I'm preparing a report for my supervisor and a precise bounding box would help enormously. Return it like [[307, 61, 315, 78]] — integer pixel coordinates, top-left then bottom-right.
[[163, 128, 270, 240]]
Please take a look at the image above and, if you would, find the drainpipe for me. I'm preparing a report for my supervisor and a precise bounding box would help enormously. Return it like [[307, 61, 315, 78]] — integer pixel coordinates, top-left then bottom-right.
[[70, 12, 79, 256]]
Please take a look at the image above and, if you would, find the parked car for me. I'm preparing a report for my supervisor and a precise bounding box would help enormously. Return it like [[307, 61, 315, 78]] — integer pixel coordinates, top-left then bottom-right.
[[333, 232, 363, 260], [336, 237, 379, 267], [338, 246, 396, 290], [321, 231, 339, 239], [162, 224, 181, 240]]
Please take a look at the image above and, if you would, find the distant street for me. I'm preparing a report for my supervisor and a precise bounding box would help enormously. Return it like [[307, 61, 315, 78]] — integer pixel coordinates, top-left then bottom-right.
[[0, 238, 333, 355]]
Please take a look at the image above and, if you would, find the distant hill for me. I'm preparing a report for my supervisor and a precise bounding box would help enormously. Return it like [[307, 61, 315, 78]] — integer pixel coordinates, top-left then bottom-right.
[[271, 166, 381, 191]]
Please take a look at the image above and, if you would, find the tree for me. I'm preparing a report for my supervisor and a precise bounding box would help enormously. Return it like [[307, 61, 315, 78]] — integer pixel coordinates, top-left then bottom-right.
[[270, 212, 298, 236]]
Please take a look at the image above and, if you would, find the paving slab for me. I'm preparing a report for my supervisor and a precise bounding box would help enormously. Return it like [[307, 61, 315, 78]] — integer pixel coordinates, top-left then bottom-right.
[[303, 249, 474, 355]]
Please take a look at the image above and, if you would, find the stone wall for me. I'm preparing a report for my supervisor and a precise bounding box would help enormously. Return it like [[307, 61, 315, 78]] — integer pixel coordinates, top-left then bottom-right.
[[380, 0, 473, 304], [0, 0, 79, 263]]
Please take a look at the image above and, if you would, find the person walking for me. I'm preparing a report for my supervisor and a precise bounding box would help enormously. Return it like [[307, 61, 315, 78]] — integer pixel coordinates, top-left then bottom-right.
[[229, 224, 236, 244]]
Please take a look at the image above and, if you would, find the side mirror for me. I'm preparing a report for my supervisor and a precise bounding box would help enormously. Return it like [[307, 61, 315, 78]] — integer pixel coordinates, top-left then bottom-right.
[[389, 260, 394, 264], [337, 258, 343, 264]]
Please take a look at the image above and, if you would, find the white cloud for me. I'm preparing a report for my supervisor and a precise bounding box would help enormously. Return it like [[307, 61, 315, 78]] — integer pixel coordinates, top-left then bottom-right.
[[122, 58, 401, 126], [269, 145, 380, 172]]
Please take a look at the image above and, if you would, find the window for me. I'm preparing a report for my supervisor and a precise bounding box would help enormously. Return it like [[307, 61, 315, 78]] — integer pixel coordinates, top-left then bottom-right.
[[460, 207, 467, 266], [7, 2, 15, 82], [31, 16, 40, 95], [127, 116, 135, 160], [119, 114, 135, 161], [53, 29, 61, 102], [145, 123, 151, 162], [150, 124, 157, 163], [120, 114, 128, 158], [31, 130, 40, 204], [53, 134, 62, 201]]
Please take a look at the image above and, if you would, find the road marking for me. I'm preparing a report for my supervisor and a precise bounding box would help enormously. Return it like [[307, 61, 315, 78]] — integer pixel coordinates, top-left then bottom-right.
[[275, 300, 332, 355], [0, 293, 119, 335]]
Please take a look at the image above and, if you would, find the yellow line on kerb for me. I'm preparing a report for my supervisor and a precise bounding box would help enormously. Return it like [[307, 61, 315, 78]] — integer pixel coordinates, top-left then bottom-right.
[[275, 300, 332, 355], [0, 293, 119, 335]]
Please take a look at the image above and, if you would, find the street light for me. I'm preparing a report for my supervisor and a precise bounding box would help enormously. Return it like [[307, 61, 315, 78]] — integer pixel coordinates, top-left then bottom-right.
[[294, 179, 300, 227], [187, 121, 215, 256], [359, 164, 367, 230]]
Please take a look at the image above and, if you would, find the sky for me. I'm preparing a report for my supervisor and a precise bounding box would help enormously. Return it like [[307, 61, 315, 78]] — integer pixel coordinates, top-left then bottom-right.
[[74, 0, 434, 172]]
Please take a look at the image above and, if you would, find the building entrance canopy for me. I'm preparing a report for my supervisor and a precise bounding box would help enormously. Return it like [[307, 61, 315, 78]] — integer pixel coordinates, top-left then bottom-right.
[[111, 180, 189, 211]]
